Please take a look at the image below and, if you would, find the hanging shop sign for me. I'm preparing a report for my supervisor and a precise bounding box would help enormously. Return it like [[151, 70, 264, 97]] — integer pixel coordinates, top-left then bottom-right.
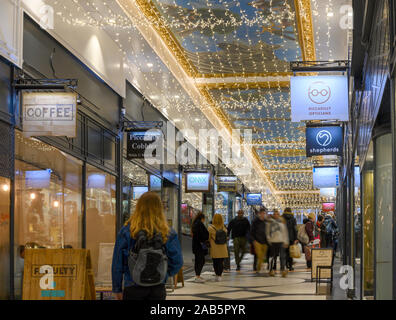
[[126, 129, 162, 160], [185, 172, 211, 193], [22, 92, 78, 138], [132, 186, 148, 199], [291, 75, 349, 122], [313, 167, 339, 188], [246, 193, 262, 206], [149, 174, 162, 192], [306, 126, 343, 157], [217, 175, 238, 192], [322, 202, 335, 212]]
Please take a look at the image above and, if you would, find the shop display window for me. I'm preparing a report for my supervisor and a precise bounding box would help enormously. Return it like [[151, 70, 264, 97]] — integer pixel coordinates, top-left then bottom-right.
[[14, 131, 83, 297], [181, 204, 200, 236], [86, 164, 116, 280], [0, 177, 10, 299]]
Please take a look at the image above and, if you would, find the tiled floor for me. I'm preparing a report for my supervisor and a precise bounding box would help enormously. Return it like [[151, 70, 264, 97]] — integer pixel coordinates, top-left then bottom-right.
[[167, 254, 329, 300]]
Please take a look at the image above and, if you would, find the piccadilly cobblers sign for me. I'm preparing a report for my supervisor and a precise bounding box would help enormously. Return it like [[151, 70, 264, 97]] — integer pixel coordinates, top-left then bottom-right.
[[22, 92, 77, 137], [291, 75, 349, 122]]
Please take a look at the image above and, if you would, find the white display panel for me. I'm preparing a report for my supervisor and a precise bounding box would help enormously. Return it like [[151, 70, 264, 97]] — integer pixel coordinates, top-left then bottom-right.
[[291, 76, 349, 122], [313, 167, 339, 188]]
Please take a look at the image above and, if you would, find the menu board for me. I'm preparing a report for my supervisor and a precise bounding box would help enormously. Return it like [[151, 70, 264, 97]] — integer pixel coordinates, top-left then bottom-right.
[[311, 248, 333, 280]]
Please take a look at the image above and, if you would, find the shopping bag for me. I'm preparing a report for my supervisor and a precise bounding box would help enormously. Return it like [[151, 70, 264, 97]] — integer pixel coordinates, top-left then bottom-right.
[[304, 245, 312, 261], [289, 244, 301, 259]]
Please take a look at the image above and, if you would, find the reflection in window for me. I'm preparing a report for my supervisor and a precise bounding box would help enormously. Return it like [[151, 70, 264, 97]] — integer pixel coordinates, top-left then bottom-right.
[[86, 164, 116, 281]]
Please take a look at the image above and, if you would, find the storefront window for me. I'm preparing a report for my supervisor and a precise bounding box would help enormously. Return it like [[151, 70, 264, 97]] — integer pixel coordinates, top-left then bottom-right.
[[0, 177, 10, 299], [374, 133, 393, 299], [14, 131, 83, 298], [123, 160, 148, 216], [86, 164, 116, 281], [362, 142, 374, 298]]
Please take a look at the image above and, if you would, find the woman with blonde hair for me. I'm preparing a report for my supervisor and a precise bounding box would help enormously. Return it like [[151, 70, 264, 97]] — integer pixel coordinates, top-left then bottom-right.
[[112, 192, 183, 300], [208, 214, 229, 281]]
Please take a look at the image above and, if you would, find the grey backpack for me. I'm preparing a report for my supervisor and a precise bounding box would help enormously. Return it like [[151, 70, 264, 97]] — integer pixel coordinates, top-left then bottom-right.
[[128, 230, 168, 287]]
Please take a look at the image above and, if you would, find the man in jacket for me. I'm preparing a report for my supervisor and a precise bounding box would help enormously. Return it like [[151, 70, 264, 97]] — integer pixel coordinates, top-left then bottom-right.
[[323, 213, 338, 249], [250, 207, 269, 274], [227, 210, 251, 271], [266, 210, 289, 277], [282, 207, 298, 271]]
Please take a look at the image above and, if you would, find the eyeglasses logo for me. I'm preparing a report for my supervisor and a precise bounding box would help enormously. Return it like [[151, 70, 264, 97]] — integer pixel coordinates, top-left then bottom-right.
[[308, 81, 331, 104], [316, 130, 332, 147]]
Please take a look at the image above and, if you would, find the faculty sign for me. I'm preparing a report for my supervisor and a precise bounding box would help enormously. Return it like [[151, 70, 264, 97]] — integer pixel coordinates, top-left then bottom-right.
[[291, 76, 349, 122], [22, 92, 77, 137], [306, 126, 343, 157]]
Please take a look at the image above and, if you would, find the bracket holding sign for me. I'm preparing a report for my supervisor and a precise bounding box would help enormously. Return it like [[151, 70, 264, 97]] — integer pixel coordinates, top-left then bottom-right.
[[121, 120, 163, 132]]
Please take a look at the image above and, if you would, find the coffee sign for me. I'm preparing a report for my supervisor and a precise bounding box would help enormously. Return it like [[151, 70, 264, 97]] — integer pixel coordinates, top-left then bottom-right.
[[291, 76, 349, 122], [22, 92, 77, 137]]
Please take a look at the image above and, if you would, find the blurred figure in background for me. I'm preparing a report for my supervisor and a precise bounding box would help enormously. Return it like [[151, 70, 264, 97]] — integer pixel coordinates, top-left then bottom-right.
[[191, 212, 209, 283], [250, 207, 269, 274], [227, 210, 250, 271], [266, 210, 289, 277], [208, 214, 229, 281], [282, 208, 298, 271]]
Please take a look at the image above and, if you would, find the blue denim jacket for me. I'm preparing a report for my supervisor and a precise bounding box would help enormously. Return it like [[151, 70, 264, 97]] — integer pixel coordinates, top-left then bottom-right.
[[111, 224, 183, 293]]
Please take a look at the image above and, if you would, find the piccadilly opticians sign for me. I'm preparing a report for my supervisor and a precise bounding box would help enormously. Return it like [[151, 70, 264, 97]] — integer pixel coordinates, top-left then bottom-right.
[[22, 92, 77, 138], [291, 75, 349, 122]]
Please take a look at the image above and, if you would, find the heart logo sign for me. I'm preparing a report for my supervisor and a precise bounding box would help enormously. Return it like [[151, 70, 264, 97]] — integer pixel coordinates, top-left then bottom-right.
[[316, 130, 332, 147]]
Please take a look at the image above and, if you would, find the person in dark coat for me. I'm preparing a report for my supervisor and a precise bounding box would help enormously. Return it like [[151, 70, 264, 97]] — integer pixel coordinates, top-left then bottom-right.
[[282, 207, 298, 271], [191, 213, 209, 283], [227, 210, 251, 271], [304, 213, 316, 268], [316, 214, 327, 248], [250, 207, 270, 274]]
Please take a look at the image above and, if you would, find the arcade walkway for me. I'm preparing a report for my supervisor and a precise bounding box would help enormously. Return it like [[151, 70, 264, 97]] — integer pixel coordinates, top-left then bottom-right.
[[167, 254, 331, 300]]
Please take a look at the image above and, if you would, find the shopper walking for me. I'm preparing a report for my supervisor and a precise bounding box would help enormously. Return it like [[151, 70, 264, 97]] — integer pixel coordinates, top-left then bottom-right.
[[282, 207, 298, 271], [112, 192, 183, 300], [208, 214, 229, 281], [316, 214, 327, 248], [323, 212, 338, 249], [266, 210, 289, 277], [304, 213, 316, 269], [227, 210, 251, 271], [191, 212, 209, 283], [250, 207, 269, 274]]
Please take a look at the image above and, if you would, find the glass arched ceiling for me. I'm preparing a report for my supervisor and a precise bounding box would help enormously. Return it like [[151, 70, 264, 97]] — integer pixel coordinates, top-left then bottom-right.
[[63, 0, 351, 209], [114, 0, 351, 209]]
